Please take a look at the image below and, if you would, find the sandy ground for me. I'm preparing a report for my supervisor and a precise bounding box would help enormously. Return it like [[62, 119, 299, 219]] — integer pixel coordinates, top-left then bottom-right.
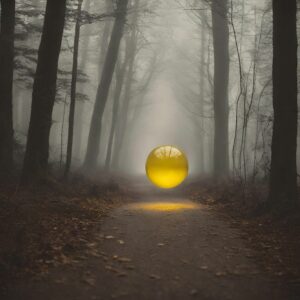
[[2, 192, 298, 300]]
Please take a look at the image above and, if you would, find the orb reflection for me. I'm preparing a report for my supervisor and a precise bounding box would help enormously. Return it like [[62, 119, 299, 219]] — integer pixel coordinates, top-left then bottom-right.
[[129, 202, 198, 212]]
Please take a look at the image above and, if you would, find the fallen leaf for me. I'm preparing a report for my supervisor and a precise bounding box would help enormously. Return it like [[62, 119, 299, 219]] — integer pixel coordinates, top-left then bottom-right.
[[118, 257, 132, 263], [105, 265, 119, 273], [117, 272, 127, 277], [149, 274, 161, 280]]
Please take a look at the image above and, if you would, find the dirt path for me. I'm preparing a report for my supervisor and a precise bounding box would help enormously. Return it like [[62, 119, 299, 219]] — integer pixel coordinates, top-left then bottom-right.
[[2, 194, 296, 300]]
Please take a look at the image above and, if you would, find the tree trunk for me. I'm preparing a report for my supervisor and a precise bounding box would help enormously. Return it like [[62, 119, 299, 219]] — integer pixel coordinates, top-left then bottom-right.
[[64, 0, 83, 179], [112, 0, 140, 169], [211, 0, 230, 178], [97, 0, 113, 80], [73, 0, 91, 162], [22, 0, 66, 182], [112, 36, 135, 170], [269, 0, 298, 208], [0, 0, 15, 174], [199, 9, 206, 173], [104, 58, 128, 171], [84, 0, 128, 170]]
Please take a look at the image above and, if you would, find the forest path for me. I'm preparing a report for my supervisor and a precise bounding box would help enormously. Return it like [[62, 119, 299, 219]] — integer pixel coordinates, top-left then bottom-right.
[[4, 194, 293, 299]]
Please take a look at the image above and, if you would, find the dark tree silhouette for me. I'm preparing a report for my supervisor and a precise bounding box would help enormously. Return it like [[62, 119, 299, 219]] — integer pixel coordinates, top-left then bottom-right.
[[0, 0, 15, 174], [84, 0, 129, 170], [211, 0, 230, 178], [269, 0, 298, 208], [64, 0, 83, 179], [22, 0, 67, 182]]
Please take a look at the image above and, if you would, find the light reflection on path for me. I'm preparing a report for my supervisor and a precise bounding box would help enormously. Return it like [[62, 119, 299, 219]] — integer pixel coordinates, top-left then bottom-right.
[[125, 201, 201, 212]]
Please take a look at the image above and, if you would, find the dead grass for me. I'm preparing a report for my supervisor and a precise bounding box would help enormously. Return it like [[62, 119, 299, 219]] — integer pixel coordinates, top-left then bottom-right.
[[186, 179, 300, 280], [0, 176, 129, 285]]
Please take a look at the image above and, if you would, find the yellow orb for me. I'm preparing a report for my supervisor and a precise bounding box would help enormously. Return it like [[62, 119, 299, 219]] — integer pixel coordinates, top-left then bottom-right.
[[145, 145, 188, 189]]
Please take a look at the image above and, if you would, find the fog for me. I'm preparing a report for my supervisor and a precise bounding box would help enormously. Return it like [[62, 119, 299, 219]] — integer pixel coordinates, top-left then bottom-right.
[[11, 0, 300, 181]]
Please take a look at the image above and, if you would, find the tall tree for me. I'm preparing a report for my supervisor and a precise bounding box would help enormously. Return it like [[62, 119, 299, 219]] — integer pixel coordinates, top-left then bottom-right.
[[104, 55, 128, 171], [112, 0, 140, 169], [84, 0, 128, 170], [269, 0, 298, 208], [73, 0, 112, 162], [73, 0, 91, 161], [64, 0, 83, 178], [22, 0, 67, 182], [199, 8, 206, 173], [211, 0, 230, 178], [0, 0, 15, 174]]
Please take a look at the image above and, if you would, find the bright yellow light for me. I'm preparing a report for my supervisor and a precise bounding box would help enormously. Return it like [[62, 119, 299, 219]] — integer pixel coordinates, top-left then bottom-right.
[[145, 145, 188, 189], [128, 202, 199, 212]]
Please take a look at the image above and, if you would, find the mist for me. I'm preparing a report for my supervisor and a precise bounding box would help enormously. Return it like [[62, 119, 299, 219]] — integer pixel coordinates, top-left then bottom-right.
[[11, 0, 296, 183], [1, 0, 300, 298]]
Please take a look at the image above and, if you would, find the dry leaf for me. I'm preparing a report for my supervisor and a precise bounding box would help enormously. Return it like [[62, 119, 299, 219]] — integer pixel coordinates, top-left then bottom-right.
[[149, 274, 161, 280], [118, 257, 132, 263]]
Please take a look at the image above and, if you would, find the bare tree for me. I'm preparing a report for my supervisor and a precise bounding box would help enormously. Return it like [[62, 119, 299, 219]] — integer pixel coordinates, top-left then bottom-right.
[[112, 0, 140, 169], [22, 0, 67, 182], [199, 7, 207, 172], [73, 0, 113, 163], [104, 53, 128, 171], [73, 0, 92, 161], [211, 0, 230, 177], [0, 0, 15, 174], [268, 0, 298, 209], [84, 0, 129, 170], [64, 0, 83, 179]]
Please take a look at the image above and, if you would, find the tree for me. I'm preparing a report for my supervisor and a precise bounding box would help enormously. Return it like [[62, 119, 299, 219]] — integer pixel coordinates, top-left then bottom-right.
[[73, 0, 92, 161], [211, 0, 230, 178], [269, 0, 298, 208], [112, 0, 140, 169], [0, 0, 15, 174], [84, 0, 129, 170], [66, 0, 113, 163], [64, 0, 83, 179], [104, 54, 128, 171], [199, 7, 207, 173], [22, 0, 67, 182]]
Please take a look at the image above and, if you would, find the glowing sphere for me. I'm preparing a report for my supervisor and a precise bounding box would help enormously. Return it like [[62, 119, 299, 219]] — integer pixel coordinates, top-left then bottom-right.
[[145, 145, 188, 189]]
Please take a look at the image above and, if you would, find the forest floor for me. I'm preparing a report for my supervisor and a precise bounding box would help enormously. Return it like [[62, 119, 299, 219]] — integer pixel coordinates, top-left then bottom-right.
[[0, 177, 300, 299]]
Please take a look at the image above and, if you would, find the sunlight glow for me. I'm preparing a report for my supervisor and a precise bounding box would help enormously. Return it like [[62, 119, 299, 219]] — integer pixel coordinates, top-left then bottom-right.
[[128, 202, 199, 212], [145, 145, 188, 188]]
